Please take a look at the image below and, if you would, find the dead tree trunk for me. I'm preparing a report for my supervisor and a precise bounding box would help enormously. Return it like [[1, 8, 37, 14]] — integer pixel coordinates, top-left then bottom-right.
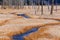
[[37, 0, 40, 11], [41, 0, 43, 15], [19, 0, 24, 9], [48, 0, 50, 11], [1, 0, 4, 9], [14, 0, 17, 9], [8, 0, 12, 8], [56, 0, 57, 12], [50, 0, 54, 15], [2, 0, 6, 9], [16, 0, 19, 9]]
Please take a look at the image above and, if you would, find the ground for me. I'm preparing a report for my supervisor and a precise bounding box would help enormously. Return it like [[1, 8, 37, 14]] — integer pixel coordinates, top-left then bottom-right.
[[0, 6, 60, 15]]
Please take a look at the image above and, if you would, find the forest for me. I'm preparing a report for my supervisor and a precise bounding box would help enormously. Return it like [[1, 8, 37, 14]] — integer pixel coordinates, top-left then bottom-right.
[[0, 0, 60, 5]]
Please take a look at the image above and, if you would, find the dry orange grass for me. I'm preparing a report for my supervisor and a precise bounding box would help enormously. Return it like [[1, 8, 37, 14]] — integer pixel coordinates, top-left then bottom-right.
[[24, 23, 60, 40], [0, 17, 59, 36], [0, 6, 60, 40], [0, 36, 11, 40], [0, 6, 60, 20], [0, 14, 23, 26], [0, 6, 60, 14]]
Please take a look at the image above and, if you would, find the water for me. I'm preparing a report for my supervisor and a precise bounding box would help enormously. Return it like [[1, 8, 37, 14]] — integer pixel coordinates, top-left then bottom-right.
[[17, 14, 30, 18], [13, 13, 38, 40], [13, 28, 38, 40]]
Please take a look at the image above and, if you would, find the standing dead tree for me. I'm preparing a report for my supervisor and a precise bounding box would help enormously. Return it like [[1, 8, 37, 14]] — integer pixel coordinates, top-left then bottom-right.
[[8, 0, 12, 8], [48, 0, 50, 11], [18, 0, 24, 9], [56, 0, 57, 12], [1, 0, 12, 9], [41, 0, 43, 15], [37, 0, 40, 11], [2, 0, 8, 9], [21, 0, 24, 8], [50, 0, 54, 15], [2, 0, 25, 9]]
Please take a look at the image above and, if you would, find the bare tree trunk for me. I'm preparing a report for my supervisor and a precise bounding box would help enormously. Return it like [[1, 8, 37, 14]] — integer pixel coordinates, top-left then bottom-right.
[[56, 0, 57, 12], [50, 0, 54, 15], [2, 0, 7, 9], [33, 0, 36, 15], [22, 0, 24, 8], [48, 0, 50, 11], [8, 0, 12, 8], [19, 0, 24, 9], [1, 0, 4, 9], [2, 0, 5, 9], [30, 0, 32, 8], [41, 0, 43, 15], [16, 0, 19, 9], [5, 0, 9, 8], [7, 0, 9, 8], [37, 0, 40, 11], [29, 0, 32, 9], [14, 0, 17, 9], [19, 0, 21, 9], [14, 0, 19, 9]]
